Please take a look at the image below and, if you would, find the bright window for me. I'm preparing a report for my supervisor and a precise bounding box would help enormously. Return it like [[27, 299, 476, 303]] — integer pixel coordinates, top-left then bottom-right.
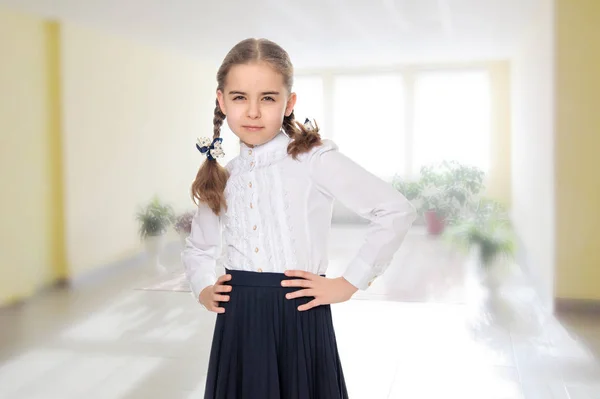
[[412, 70, 491, 173], [292, 75, 324, 131], [332, 74, 406, 179]]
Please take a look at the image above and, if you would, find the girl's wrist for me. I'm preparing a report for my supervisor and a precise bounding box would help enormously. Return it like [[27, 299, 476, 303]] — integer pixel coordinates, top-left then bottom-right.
[[338, 276, 359, 294]]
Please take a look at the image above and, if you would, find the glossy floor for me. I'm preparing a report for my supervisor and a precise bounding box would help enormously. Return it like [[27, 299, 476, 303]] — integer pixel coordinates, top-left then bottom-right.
[[1, 225, 599, 398]]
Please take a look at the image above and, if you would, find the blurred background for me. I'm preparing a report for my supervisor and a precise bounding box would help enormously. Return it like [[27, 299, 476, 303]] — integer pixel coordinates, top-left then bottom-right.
[[0, 0, 599, 398]]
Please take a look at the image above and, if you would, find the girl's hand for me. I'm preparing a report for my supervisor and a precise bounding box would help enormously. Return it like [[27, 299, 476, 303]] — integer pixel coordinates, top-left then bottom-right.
[[199, 274, 232, 313], [282, 270, 358, 311]]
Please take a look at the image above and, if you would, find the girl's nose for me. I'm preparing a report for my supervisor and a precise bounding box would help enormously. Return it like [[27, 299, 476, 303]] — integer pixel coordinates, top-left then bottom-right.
[[247, 102, 261, 119]]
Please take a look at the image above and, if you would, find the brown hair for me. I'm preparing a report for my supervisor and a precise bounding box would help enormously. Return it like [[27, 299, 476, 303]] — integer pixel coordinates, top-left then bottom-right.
[[191, 38, 322, 215]]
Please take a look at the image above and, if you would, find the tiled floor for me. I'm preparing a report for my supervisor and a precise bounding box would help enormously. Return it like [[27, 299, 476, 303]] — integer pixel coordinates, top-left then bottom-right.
[[0, 225, 599, 398]]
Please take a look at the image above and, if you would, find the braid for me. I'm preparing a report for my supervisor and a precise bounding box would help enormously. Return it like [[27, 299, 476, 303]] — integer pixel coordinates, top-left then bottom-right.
[[213, 98, 225, 139], [284, 111, 322, 159], [190, 98, 230, 215]]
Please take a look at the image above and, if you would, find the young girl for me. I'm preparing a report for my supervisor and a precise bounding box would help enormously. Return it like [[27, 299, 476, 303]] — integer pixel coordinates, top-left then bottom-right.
[[182, 38, 416, 399]]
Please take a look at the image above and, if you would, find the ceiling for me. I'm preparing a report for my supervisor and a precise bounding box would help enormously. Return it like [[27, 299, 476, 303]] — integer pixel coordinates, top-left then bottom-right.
[[0, 0, 544, 68]]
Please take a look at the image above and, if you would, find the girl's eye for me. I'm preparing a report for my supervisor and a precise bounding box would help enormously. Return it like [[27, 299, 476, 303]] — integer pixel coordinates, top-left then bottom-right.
[[262, 96, 275, 102], [233, 96, 245, 100]]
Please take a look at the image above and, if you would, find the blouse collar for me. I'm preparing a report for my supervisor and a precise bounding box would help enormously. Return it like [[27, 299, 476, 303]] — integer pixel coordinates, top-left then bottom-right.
[[228, 130, 291, 175], [239, 130, 291, 161]]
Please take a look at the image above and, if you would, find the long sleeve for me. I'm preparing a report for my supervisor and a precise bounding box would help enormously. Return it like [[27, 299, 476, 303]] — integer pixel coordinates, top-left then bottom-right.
[[181, 202, 222, 301], [309, 140, 417, 290]]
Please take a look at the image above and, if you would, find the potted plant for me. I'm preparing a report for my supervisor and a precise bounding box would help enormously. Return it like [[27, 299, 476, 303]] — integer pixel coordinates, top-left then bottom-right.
[[135, 196, 175, 273], [419, 184, 455, 234], [439, 161, 486, 222], [444, 198, 515, 293], [174, 210, 194, 248], [392, 175, 424, 224], [418, 161, 485, 234], [392, 176, 422, 202]]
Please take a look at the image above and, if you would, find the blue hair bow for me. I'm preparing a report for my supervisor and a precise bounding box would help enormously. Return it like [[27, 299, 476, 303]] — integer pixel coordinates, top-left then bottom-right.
[[196, 137, 225, 161]]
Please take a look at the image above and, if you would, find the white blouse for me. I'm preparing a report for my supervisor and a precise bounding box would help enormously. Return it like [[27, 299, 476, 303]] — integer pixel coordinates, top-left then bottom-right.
[[181, 131, 416, 300]]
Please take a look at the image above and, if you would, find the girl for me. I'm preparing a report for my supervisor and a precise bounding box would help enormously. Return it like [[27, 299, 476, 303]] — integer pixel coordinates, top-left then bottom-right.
[[182, 38, 416, 399]]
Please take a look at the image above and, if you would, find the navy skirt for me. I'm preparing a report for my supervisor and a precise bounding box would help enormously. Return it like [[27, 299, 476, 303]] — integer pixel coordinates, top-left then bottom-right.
[[204, 269, 349, 399]]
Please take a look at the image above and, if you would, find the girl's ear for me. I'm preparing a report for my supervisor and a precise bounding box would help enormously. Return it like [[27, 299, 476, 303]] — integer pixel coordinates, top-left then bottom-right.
[[216, 89, 226, 115], [285, 92, 297, 117]]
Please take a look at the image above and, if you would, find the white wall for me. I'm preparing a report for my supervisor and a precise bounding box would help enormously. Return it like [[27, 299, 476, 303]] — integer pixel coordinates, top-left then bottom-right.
[[510, 0, 555, 310]]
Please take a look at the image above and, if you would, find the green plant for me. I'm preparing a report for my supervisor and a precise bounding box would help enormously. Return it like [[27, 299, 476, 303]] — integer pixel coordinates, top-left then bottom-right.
[[417, 161, 485, 223], [135, 196, 175, 240], [444, 198, 515, 268], [419, 184, 455, 219], [392, 176, 422, 201]]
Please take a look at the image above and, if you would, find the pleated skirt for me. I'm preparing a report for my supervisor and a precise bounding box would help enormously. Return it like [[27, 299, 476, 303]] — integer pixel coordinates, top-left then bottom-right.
[[203, 269, 349, 399]]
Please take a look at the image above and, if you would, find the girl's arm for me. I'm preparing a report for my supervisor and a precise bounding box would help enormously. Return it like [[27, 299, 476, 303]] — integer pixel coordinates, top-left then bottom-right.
[[309, 140, 417, 290], [181, 202, 222, 301]]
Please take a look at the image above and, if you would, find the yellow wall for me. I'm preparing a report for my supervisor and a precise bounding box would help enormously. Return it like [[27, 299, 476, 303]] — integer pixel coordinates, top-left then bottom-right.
[[0, 9, 64, 305], [59, 23, 220, 279], [554, 0, 600, 301], [0, 9, 221, 304]]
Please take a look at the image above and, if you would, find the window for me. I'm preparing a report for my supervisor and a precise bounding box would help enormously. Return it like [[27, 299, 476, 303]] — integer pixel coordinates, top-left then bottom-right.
[[292, 75, 324, 131], [412, 70, 491, 173], [332, 74, 405, 179]]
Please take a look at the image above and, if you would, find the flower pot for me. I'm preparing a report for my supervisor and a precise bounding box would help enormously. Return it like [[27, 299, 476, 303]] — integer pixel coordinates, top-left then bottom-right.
[[424, 210, 445, 235], [144, 233, 167, 274]]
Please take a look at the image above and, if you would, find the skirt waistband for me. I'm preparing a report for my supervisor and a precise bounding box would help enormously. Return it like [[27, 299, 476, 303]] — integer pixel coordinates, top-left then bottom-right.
[[224, 269, 316, 288]]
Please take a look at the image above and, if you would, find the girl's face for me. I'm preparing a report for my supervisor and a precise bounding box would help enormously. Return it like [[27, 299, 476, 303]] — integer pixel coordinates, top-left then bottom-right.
[[217, 62, 296, 147]]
